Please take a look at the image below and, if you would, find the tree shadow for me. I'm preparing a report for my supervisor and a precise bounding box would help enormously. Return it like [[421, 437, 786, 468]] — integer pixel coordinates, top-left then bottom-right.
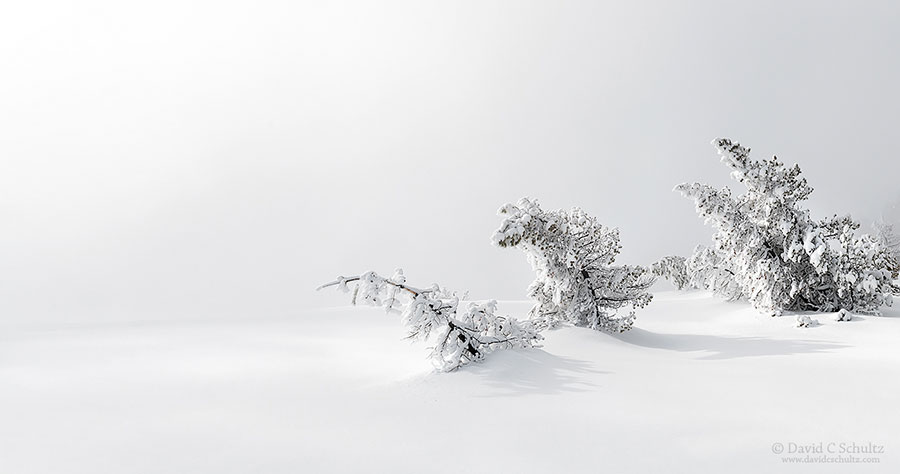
[[615, 327, 848, 360], [462, 349, 609, 397]]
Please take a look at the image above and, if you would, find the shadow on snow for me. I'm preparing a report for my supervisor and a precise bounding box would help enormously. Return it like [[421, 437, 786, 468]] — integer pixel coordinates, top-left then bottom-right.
[[462, 349, 608, 397], [616, 327, 848, 360]]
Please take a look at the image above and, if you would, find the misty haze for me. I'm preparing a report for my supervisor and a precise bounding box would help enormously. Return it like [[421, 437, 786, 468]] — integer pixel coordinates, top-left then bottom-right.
[[2, 1, 900, 473]]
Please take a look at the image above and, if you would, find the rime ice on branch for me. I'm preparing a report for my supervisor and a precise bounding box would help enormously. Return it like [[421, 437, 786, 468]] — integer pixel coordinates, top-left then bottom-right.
[[873, 218, 900, 262], [317, 269, 542, 371], [492, 198, 655, 333], [673, 138, 899, 315], [651, 255, 689, 290], [653, 246, 744, 300]]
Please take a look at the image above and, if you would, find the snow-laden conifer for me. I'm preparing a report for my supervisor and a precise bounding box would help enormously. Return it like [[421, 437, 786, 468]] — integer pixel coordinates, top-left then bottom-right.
[[873, 218, 900, 262], [651, 255, 690, 290], [674, 138, 899, 315], [318, 269, 542, 371], [492, 198, 655, 333], [653, 247, 745, 300]]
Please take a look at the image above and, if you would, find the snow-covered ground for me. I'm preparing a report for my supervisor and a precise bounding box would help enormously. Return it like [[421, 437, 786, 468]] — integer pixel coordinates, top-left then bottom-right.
[[1, 291, 898, 473]]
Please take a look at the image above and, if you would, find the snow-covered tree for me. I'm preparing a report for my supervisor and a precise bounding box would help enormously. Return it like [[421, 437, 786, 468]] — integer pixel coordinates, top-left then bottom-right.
[[492, 198, 655, 333], [318, 269, 542, 371], [872, 218, 900, 261], [688, 245, 745, 299], [675, 138, 899, 315], [652, 247, 745, 298], [651, 255, 690, 290]]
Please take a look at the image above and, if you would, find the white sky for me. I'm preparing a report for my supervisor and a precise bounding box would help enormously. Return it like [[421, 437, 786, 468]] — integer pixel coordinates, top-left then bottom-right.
[[2, 1, 900, 322]]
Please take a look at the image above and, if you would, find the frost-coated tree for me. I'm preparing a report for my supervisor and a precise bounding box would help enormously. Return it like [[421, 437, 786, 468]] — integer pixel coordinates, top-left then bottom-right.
[[492, 198, 655, 333], [318, 269, 543, 371], [651, 255, 690, 290], [653, 246, 745, 299], [872, 218, 900, 261], [675, 138, 899, 315]]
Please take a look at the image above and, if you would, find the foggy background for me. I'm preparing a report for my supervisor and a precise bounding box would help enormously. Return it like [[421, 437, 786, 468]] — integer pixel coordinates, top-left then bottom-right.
[[3, 0, 900, 324]]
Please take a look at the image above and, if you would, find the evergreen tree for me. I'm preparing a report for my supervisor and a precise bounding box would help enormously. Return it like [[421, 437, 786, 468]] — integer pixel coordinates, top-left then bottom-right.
[[492, 198, 655, 332], [674, 138, 899, 315], [651, 255, 690, 291], [872, 218, 900, 262]]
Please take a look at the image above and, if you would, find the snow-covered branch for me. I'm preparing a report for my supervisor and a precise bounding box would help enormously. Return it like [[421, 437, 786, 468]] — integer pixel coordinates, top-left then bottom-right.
[[318, 269, 542, 371], [651, 255, 690, 290]]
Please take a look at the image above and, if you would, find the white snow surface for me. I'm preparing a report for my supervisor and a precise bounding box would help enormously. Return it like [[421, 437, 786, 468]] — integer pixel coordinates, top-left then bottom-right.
[[1, 291, 898, 473]]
